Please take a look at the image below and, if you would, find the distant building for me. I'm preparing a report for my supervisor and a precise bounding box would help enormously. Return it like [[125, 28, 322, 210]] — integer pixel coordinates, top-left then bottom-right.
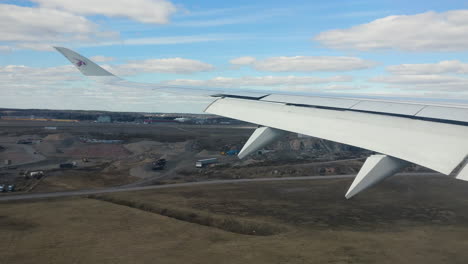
[[174, 117, 191, 123], [195, 118, 208, 125], [0, 116, 78, 122], [143, 118, 177, 124], [97, 116, 112, 123]]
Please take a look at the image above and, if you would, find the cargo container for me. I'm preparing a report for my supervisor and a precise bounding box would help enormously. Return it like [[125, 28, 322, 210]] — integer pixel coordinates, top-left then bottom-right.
[[225, 150, 239, 156]]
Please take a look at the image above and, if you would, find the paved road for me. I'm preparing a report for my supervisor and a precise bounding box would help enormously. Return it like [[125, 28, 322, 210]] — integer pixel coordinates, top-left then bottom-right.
[[124, 157, 366, 188], [0, 172, 445, 202], [0, 175, 356, 202]]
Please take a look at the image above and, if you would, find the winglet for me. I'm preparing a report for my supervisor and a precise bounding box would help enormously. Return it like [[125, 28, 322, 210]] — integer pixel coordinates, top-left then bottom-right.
[[54, 47, 115, 77]]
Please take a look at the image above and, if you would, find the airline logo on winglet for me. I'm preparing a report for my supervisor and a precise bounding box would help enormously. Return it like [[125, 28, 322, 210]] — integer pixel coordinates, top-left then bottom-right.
[[73, 58, 87, 67]]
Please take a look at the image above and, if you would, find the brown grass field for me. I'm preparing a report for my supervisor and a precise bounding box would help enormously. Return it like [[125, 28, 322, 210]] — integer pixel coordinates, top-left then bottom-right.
[[2, 175, 468, 264]]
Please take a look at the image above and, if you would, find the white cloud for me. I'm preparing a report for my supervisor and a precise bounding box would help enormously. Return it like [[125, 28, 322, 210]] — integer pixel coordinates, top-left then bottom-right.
[[370, 60, 468, 92], [229, 56, 256, 65], [315, 10, 468, 51], [370, 74, 467, 85], [387, 60, 468, 75], [0, 5, 96, 42], [89, 34, 245, 47], [0, 4, 118, 51], [32, 0, 177, 24], [3, 63, 468, 112], [229, 56, 376, 72], [107, 58, 214, 75], [162, 75, 352, 88], [0, 2, 239, 51], [90, 55, 115, 62], [0, 64, 212, 113], [174, 7, 295, 27], [321, 84, 370, 91], [180, 6, 253, 17], [0, 65, 80, 86], [174, 14, 266, 27], [370, 74, 468, 92], [0, 58, 213, 100], [272, 84, 370, 93], [0, 46, 12, 52]]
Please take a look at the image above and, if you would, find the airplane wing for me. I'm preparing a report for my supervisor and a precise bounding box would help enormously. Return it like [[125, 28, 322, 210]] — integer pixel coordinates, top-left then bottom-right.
[[55, 47, 468, 198]]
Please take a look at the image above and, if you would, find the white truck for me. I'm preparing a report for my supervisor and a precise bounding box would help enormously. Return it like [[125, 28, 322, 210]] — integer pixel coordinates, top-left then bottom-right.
[[29, 171, 44, 179], [195, 158, 218, 168]]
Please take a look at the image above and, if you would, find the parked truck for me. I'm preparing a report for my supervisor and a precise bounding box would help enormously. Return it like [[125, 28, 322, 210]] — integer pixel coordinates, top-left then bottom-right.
[[152, 158, 167, 170], [60, 162, 77, 169], [16, 139, 33, 144], [29, 171, 44, 179], [195, 158, 218, 168]]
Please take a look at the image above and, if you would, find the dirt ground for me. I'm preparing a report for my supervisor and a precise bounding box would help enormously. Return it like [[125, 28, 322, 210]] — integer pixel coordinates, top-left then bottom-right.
[[0, 120, 373, 192], [2, 175, 468, 264]]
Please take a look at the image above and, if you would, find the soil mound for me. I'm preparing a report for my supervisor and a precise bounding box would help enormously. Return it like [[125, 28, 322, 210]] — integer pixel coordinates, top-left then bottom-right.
[[65, 144, 131, 158], [43, 133, 73, 141], [124, 141, 162, 155], [195, 149, 220, 157]]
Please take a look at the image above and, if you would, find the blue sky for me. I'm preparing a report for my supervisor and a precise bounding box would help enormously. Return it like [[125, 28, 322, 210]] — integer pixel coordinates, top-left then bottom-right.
[[1, 0, 468, 113]]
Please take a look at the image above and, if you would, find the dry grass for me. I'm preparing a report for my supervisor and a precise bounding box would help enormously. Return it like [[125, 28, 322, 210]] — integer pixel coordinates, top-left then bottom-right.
[[31, 165, 139, 192], [88, 194, 286, 236], [2, 176, 468, 263]]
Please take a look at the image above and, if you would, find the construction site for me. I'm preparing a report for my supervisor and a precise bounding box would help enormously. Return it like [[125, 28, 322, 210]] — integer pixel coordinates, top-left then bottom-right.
[[1, 114, 468, 264], [0, 112, 372, 193]]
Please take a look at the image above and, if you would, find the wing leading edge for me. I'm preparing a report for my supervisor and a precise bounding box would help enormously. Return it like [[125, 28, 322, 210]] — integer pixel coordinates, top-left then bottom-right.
[[55, 47, 468, 198]]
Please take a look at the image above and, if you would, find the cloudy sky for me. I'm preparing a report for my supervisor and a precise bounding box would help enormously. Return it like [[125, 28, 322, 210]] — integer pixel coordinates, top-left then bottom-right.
[[1, 0, 468, 113]]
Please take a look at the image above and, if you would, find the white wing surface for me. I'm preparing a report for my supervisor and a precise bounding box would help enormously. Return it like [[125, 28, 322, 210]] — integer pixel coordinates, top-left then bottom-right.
[[55, 47, 468, 198]]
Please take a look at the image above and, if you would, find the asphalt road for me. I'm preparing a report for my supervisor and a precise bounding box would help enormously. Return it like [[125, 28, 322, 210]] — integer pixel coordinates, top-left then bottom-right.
[[0, 175, 356, 202], [124, 157, 367, 188], [0, 172, 445, 202]]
